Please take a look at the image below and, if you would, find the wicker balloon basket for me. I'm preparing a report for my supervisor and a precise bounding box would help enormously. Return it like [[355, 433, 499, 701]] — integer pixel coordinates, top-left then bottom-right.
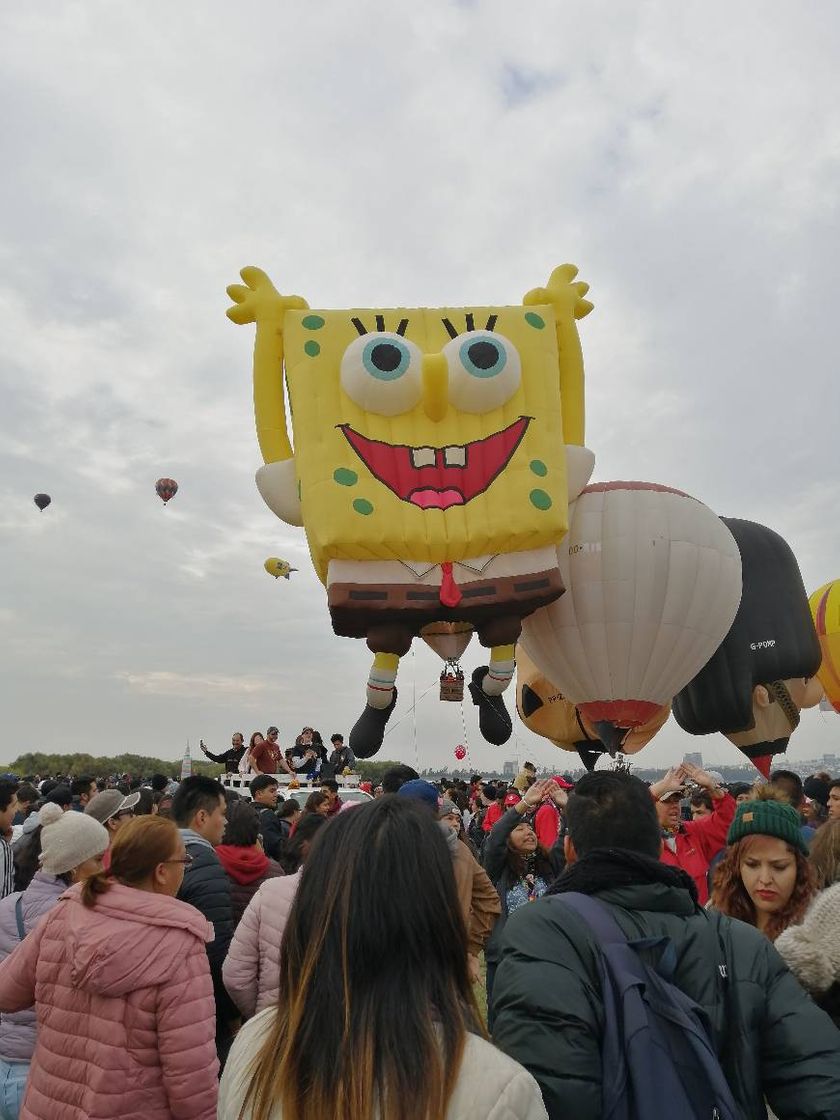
[[439, 662, 465, 702]]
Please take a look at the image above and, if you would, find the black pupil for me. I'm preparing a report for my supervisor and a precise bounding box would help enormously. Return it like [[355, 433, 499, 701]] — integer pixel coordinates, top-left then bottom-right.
[[371, 343, 402, 372], [467, 340, 500, 370]]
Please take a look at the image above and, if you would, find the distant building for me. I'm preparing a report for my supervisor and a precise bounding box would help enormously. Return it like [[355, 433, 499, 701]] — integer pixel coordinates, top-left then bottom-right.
[[683, 752, 703, 769], [823, 754, 838, 769], [503, 759, 518, 777]]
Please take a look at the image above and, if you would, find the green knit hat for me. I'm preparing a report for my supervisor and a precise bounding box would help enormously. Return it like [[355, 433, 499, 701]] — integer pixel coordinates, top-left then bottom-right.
[[727, 797, 808, 854]]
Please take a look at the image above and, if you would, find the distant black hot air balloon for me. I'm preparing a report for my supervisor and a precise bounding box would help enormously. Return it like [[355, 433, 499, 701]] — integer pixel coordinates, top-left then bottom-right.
[[155, 478, 178, 505], [33, 494, 51, 512]]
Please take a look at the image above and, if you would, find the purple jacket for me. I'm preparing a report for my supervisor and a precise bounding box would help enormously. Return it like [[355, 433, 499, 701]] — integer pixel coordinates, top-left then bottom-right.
[[0, 871, 65, 1061]]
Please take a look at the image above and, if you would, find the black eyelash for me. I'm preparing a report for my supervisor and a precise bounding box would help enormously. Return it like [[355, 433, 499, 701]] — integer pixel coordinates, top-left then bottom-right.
[[351, 317, 367, 336], [375, 314, 385, 332], [442, 313, 497, 337], [396, 319, 408, 337]]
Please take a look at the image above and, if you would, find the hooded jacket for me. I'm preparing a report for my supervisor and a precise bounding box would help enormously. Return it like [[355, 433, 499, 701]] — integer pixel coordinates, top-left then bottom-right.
[[223, 870, 302, 1018], [0, 881, 218, 1120], [491, 854, 840, 1120], [216, 844, 284, 926], [0, 871, 66, 1062], [777, 881, 840, 1027]]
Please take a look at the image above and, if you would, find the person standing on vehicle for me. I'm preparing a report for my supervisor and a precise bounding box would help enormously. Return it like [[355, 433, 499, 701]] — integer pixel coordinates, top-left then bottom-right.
[[200, 732, 247, 772], [327, 734, 355, 776]]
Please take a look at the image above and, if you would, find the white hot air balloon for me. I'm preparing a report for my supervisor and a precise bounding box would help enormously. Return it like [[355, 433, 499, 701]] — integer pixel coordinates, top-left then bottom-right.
[[520, 481, 742, 748]]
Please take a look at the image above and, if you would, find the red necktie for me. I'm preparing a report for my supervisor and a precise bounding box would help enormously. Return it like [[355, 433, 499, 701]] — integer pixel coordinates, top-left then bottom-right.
[[440, 562, 462, 608]]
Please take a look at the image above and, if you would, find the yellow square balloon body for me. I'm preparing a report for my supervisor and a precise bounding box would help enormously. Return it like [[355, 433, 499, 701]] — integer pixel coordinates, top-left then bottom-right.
[[283, 305, 569, 585]]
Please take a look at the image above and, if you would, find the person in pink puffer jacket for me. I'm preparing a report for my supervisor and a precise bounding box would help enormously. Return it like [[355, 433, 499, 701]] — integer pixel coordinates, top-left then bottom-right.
[[223, 813, 326, 1018], [0, 804, 109, 1119], [0, 816, 218, 1120]]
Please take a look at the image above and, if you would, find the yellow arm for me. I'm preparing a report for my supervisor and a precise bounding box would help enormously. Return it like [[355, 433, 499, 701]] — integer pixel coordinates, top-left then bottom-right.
[[524, 264, 593, 447], [226, 266, 308, 464]]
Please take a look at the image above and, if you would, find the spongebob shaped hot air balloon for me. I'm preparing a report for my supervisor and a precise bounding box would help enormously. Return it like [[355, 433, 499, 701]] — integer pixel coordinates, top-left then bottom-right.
[[227, 265, 595, 756]]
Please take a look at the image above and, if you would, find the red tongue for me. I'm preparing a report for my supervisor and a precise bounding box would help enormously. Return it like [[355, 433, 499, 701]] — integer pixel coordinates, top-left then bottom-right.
[[440, 562, 462, 608]]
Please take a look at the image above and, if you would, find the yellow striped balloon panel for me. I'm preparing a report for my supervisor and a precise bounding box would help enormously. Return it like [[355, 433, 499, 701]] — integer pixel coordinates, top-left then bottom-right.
[[810, 580, 840, 713]]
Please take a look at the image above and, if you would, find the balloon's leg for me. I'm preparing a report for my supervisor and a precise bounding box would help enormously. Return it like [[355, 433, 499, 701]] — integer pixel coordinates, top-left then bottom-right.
[[469, 643, 516, 746], [366, 652, 399, 710], [351, 636, 409, 759], [482, 644, 516, 697]]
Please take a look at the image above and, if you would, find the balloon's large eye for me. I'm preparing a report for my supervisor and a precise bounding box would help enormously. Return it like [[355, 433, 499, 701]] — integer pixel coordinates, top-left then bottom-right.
[[340, 333, 423, 416], [444, 331, 521, 413]]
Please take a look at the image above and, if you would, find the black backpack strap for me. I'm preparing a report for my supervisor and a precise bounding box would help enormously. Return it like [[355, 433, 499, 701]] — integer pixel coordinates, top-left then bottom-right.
[[553, 892, 679, 978], [14, 895, 25, 941], [553, 892, 629, 942]]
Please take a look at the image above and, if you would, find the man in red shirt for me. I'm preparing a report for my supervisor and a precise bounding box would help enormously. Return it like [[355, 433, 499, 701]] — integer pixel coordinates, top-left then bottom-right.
[[482, 787, 520, 834], [650, 761, 735, 905], [250, 726, 292, 775]]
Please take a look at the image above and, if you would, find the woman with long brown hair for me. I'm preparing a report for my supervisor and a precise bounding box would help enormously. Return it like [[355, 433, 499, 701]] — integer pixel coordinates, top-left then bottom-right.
[[710, 787, 815, 941], [0, 816, 218, 1119], [219, 797, 546, 1120]]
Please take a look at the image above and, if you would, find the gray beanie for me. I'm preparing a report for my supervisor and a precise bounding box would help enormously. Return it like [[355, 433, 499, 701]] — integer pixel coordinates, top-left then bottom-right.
[[39, 803, 109, 875], [438, 799, 460, 819]]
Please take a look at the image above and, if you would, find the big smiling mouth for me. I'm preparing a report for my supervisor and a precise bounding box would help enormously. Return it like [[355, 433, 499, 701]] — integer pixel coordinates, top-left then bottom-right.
[[338, 417, 531, 510]]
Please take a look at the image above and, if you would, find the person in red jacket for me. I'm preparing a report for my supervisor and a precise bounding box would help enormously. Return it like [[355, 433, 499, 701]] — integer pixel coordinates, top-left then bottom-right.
[[650, 761, 735, 905], [532, 777, 574, 850]]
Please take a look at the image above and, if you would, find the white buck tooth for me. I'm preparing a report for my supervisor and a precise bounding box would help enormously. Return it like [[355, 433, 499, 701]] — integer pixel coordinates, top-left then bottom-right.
[[443, 445, 466, 467], [411, 446, 436, 468]]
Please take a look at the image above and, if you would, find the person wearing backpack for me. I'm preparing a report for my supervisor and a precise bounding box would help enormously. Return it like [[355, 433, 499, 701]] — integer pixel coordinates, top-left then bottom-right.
[[491, 770, 840, 1120]]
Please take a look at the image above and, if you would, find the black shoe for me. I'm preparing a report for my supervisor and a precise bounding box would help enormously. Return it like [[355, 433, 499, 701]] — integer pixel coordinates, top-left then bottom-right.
[[469, 666, 513, 746], [349, 690, 398, 759]]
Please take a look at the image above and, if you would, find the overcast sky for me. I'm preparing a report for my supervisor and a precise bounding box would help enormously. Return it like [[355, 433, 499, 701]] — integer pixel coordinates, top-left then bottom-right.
[[1, 1, 839, 775]]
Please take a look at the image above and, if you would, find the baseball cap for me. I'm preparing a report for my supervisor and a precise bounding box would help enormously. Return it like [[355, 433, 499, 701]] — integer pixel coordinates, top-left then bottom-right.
[[396, 779, 440, 812], [658, 787, 687, 803], [551, 776, 574, 790], [84, 789, 141, 825], [504, 790, 522, 807]]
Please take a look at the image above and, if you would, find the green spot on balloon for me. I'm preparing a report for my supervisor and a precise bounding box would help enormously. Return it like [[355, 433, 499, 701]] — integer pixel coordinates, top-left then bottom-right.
[[525, 312, 546, 330], [333, 468, 358, 487], [302, 314, 325, 330], [353, 498, 374, 516], [304, 340, 320, 357], [529, 459, 548, 477], [529, 489, 552, 511]]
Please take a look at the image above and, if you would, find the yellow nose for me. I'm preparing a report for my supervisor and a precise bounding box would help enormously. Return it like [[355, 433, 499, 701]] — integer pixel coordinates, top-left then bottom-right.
[[422, 353, 448, 421]]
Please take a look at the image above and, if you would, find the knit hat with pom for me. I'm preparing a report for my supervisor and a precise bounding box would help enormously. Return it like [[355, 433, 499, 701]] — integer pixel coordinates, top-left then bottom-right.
[[38, 803, 109, 875], [727, 795, 808, 855]]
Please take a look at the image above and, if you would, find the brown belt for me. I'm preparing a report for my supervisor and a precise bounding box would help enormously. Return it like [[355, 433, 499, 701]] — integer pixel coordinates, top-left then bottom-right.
[[327, 566, 564, 648]]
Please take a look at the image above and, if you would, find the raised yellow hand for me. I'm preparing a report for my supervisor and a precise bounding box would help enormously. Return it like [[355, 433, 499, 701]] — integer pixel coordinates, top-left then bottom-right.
[[226, 266, 308, 325], [524, 263, 593, 324]]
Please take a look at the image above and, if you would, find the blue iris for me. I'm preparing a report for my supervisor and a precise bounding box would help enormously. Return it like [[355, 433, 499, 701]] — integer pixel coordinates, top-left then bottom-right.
[[460, 336, 507, 379], [362, 337, 410, 381]]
